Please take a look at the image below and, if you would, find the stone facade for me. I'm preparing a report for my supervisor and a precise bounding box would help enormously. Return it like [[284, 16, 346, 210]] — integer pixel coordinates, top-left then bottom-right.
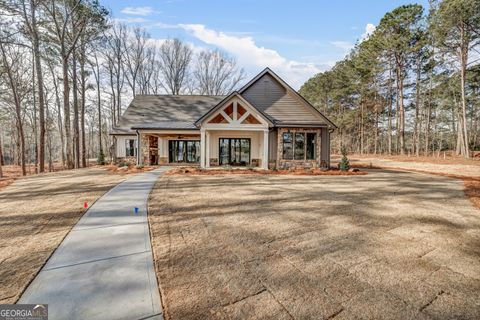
[[276, 128, 323, 170], [140, 134, 150, 165]]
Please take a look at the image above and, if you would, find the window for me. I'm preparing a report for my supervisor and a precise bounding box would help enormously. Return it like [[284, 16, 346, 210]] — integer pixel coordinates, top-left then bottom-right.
[[306, 133, 316, 160], [282, 131, 316, 161], [169, 140, 200, 163], [125, 139, 136, 157], [219, 138, 251, 166], [282, 133, 293, 159], [294, 133, 305, 160]]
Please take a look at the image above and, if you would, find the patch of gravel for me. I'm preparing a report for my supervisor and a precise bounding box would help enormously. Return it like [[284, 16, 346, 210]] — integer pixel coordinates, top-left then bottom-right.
[[0, 168, 126, 303], [148, 170, 480, 319]]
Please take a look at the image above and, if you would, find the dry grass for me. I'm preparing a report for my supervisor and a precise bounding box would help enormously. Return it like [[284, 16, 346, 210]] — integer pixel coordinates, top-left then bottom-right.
[[352, 163, 480, 210], [0, 168, 126, 304], [165, 166, 367, 176], [148, 172, 480, 319], [347, 152, 480, 166], [0, 163, 152, 190]]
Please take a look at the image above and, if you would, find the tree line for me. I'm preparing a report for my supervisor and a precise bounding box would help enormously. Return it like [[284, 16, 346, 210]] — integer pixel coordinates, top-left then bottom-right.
[[0, 0, 245, 177], [300, 0, 480, 158]]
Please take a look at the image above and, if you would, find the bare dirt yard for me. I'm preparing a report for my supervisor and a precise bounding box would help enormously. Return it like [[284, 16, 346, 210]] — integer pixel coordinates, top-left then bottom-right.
[[346, 154, 480, 178], [148, 171, 480, 320], [0, 168, 126, 304]]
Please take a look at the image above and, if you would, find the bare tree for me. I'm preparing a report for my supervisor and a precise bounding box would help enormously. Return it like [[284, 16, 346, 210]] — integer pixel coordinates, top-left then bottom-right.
[[0, 41, 31, 176], [194, 49, 245, 95], [43, 0, 86, 169], [103, 22, 126, 124], [123, 26, 148, 97], [158, 38, 192, 95]]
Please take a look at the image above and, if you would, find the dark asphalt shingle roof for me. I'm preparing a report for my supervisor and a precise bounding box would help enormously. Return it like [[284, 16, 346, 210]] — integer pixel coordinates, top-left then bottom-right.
[[111, 95, 225, 134]]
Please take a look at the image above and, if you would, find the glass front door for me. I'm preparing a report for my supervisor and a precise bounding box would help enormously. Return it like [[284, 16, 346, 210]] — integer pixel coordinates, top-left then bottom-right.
[[219, 138, 251, 166]]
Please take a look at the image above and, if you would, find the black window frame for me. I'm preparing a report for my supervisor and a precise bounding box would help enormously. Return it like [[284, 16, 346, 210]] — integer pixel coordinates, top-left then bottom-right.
[[282, 131, 317, 161], [219, 138, 251, 166], [168, 140, 200, 163]]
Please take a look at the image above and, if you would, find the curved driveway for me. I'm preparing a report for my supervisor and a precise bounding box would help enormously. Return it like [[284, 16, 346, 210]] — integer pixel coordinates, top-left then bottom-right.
[[19, 168, 167, 320]]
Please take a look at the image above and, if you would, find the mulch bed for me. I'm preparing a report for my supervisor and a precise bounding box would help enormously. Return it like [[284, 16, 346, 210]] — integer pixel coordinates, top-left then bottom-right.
[[165, 167, 367, 176]]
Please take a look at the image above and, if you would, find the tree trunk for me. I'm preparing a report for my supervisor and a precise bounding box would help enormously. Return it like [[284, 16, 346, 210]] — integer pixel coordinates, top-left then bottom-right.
[[72, 50, 80, 169], [62, 53, 73, 169], [50, 65, 66, 167], [414, 56, 421, 156], [94, 54, 103, 156], [30, 1, 45, 173], [80, 45, 87, 168], [459, 23, 470, 158], [395, 55, 405, 155], [388, 65, 393, 155]]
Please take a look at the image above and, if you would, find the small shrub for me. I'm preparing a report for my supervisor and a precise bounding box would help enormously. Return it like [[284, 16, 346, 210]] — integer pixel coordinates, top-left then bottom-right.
[[136, 164, 144, 169], [118, 160, 128, 168], [339, 146, 350, 171], [96, 150, 106, 165]]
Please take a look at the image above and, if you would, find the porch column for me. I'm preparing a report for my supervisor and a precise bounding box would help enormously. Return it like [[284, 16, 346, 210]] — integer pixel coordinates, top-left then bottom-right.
[[262, 129, 269, 169], [205, 131, 210, 168], [200, 129, 206, 168]]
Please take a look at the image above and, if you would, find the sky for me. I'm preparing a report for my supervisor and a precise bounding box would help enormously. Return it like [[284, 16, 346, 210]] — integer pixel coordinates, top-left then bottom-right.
[[103, 0, 430, 89]]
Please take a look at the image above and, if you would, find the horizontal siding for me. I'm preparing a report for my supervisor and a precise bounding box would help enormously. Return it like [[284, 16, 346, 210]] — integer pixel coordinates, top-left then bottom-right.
[[116, 135, 137, 158], [242, 74, 326, 124]]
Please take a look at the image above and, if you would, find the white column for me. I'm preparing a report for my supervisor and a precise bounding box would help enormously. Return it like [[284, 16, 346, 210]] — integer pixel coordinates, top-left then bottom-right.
[[206, 131, 210, 168], [262, 129, 269, 169], [200, 129, 206, 168]]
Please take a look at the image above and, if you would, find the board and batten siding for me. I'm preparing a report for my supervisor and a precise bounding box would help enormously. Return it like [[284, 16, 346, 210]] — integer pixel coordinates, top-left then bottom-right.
[[116, 135, 137, 158]]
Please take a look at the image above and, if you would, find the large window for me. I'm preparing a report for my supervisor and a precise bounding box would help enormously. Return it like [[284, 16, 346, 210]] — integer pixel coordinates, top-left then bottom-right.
[[169, 140, 200, 163], [219, 138, 251, 166], [282, 132, 316, 161], [125, 139, 136, 157]]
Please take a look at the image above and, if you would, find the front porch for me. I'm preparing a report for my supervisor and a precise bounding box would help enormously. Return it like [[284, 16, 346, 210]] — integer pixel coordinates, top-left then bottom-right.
[[137, 128, 269, 169]]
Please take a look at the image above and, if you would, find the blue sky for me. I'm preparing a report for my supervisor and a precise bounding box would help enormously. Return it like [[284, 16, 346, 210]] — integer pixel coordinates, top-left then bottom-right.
[[103, 0, 430, 88]]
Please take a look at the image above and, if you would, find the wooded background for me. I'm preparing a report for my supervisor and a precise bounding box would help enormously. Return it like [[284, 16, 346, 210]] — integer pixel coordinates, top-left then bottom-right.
[[300, 0, 480, 158], [0, 0, 478, 179], [0, 0, 245, 176]]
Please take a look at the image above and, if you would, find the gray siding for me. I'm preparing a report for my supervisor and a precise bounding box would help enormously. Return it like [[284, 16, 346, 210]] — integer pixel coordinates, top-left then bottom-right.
[[242, 74, 327, 125], [268, 129, 278, 161]]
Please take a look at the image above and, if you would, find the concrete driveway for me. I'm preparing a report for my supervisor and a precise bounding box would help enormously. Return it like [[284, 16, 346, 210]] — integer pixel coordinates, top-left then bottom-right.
[[148, 169, 480, 319], [19, 168, 167, 320]]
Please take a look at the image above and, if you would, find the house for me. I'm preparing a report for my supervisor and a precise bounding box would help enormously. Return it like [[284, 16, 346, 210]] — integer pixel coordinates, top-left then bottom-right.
[[110, 68, 337, 169]]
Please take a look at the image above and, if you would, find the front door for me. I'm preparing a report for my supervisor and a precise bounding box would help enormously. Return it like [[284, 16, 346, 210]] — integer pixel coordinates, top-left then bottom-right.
[[219, 138, 251, 166]]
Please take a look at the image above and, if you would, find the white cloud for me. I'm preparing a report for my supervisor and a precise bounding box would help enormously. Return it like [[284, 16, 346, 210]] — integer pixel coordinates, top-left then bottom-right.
[[113, 17, 148, 24], [361, 23, 376, 41], [121, 6, 157, 16], [178, 23, 327, 89]]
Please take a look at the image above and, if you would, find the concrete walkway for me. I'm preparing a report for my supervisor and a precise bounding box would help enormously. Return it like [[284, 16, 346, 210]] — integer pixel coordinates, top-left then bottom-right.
[[19, 168, 167, 320]]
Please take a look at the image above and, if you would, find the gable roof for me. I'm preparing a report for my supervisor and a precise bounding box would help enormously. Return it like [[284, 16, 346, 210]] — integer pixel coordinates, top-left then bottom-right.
[[111, 68, 337, 135], [239, 68, 337, 128], [194, 91, 274, 126], [111, 95, 225, 134]]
